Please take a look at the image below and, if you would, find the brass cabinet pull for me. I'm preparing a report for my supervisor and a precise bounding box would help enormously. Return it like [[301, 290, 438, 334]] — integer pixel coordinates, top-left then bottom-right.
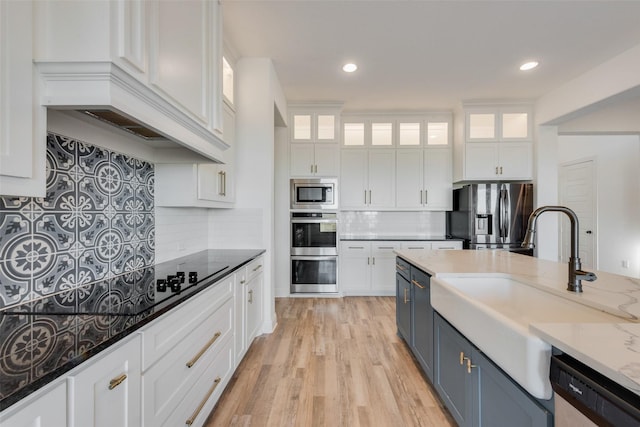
[[395, 264, 407, 271], [372, 257, 375, 265], [240, 279, 246, 284], [364, 190, 367, 204], [424, 189, 428, 204], [108, 373, 127, 390], [403, 288, 409, 304], [311, 164, 314, 173], [314, 164, 318, 173], [248, 289, 254, 304], [367, 257, 370, 265], [467, 358, 477, 374], [499, 166, 503, 175], [420, 190, 423, 204], [411, 279, 425, 289], [186, 332, 222, 368], [185, 377, 222, 425], [460, 352, 465, 365], [495, 166, 499, 175], [252, 264, 262, 272], [349, 246, 365, 249]]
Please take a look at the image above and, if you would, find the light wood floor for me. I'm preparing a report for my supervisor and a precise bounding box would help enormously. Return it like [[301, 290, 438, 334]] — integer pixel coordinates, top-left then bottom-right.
[[205, 297, 455, 427]]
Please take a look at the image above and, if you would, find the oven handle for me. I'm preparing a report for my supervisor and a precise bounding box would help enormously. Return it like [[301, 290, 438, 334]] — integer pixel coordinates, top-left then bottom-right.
[[290, 219, 338, 224], [291, 256, 338, 261]]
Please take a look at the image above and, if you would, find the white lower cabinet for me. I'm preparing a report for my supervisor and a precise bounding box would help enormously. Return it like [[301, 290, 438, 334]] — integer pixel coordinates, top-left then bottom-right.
[[70, 335, 142, 427], [0, 381, 67, 427], [340, 240, 462, 296], [234, 256, 264, 365], [142, 298, 234, 427], [339, 241, 401, 295]]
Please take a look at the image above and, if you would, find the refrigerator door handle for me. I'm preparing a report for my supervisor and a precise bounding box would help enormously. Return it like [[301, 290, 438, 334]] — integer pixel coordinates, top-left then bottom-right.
[[500, 188, 510, 240]]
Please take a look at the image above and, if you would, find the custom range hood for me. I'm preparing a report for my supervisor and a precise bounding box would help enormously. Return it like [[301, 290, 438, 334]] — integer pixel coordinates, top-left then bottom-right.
[[36, 61, 229, 162]]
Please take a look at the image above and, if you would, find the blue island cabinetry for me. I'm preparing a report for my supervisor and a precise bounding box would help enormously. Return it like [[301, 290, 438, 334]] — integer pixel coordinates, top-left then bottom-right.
[[396, 256, 553, 427]]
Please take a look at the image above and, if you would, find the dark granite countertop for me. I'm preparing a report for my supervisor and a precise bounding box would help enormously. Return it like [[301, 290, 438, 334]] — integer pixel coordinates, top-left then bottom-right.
[[0, 249, 264, 411], [339, 234, 464, 241]]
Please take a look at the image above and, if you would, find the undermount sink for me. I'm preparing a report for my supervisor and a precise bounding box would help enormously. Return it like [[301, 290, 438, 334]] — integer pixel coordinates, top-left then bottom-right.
[[431, 275, 618, 400]]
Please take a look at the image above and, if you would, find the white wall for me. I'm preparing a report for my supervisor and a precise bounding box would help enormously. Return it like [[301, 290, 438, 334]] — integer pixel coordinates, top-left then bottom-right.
[[209, 58, 287, 333], [273, 126, 290, 297], [558, 134, 640, 277]]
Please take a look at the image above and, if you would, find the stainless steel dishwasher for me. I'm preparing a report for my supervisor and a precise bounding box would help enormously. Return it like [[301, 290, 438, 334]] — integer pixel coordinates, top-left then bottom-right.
[[550, 353, 640, 426]]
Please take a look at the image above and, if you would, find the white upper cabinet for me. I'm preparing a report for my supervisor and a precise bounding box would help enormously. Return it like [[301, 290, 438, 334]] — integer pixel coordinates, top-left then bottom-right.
[[396, 148, 452, 210], [289, 105, 341, 143], [459, 103, 533, 181], [341, 149, 395, 209], [33, 0, 228, 164], [289, 104, 342, 177], [343, 114, 452, 148], [466, 106, 531, 142], [0, 0, 47, 197]]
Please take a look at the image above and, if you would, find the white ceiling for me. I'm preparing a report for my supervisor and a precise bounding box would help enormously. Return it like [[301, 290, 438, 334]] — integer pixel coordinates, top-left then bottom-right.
[[222, 0, 640, 113]]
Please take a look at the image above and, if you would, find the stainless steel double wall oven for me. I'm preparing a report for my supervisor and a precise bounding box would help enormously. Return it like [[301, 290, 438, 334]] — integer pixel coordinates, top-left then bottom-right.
[[290, 179, 338, 293]]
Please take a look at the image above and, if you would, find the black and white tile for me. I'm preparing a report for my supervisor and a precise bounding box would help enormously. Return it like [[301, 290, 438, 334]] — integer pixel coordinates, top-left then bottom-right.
[[0, 132, 155, 310]]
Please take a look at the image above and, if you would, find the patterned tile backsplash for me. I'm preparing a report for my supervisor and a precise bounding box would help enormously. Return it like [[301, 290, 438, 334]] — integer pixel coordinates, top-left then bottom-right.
[[0, 133, 155, 310]]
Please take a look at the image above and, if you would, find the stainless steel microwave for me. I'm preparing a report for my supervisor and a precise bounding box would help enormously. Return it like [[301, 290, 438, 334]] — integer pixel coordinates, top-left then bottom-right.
[[290, 178, 338, 210]]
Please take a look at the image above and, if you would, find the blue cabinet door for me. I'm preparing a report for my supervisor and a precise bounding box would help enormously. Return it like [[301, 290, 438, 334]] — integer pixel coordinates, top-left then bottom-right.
[[435, 313, 475, 427], [474, 350, 552, 427], [396, 271, 411, 342], [411, 267, 434, 381]]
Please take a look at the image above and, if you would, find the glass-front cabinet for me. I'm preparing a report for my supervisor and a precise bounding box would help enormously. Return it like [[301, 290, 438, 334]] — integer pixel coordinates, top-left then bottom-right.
[[289, 104, 341, 143]]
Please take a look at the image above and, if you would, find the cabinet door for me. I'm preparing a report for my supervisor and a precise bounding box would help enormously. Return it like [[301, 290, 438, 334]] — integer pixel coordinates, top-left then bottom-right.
[[396, 149, 424, 208], [71, 335, 142, 427], [474, 350, 552, 427], [0, 0, 43, 197], [150, 0, 211, 125], [290, 143, 315, 176], [368, 149, 395, 208], [424, 148, 452, 210], [246, 272, 263, 345], [498, 143, 532, 180], [339, 242, 372, 293], [313, 144, 339, 176], [0, 382, 67, 427], [234, 269, 247, 365], [435, 315, 474, 427], [411, 268, 434, 381], [396, 272, 411, 343], [340, 149, 368, 209], [370, 243, 400, 294], [465, 143, 498, 180]]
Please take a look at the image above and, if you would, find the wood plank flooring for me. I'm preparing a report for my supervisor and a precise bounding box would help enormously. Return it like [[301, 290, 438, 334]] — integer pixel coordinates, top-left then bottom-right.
[[204, 297, 455, 427]]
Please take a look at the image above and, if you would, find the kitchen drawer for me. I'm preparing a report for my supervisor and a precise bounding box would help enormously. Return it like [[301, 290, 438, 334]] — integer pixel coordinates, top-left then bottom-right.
[[401, 241, 433, 251], [245, 256, 264, 282], [161, 334, 234, 427], [340, 241, 371, 256], [141, 275, 233, 370], [432, 241, 463, 250], [142, 297, 233, 427], [396, 256, 411, 281]]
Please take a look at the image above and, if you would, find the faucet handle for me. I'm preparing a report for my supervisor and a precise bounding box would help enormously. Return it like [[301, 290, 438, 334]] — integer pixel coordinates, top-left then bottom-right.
[[576, 270, 597, 282]]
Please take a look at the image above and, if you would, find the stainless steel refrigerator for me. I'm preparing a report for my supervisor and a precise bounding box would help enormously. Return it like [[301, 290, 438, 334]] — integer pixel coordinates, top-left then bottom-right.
[[447, 183, 534, 254]]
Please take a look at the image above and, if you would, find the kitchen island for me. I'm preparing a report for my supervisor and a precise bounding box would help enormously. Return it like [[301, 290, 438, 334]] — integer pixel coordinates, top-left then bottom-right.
[[395, 248, 640, 426]]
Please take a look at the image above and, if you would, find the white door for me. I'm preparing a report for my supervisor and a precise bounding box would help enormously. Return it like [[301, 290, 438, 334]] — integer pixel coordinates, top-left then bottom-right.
[[396, 149, 424, 208], [340, 149, 368, 209], [368, 149, 395, 207], [314, 144, 340, 176], [424, 148, 452, 210], [559, 159, 597, 269]]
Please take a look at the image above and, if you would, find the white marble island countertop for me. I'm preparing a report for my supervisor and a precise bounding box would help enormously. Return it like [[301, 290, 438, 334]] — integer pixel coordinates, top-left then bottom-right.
[[395, 249, 640, 397]]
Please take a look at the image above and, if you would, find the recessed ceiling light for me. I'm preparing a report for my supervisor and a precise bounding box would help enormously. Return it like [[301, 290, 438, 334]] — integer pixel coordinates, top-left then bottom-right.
[[519, 61, 539, 71], [343, 63, 358, 73]]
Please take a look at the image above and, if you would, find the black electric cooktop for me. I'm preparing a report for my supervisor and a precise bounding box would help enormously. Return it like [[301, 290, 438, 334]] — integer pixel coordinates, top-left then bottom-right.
[[3, 252, 237, 317]]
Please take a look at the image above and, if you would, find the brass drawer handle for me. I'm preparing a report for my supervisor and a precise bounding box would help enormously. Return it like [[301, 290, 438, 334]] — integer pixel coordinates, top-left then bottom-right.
[[411, 279, 425, 289], [403, 288, 410, 304], [252, 264, 262, 272], [108, 374, 127, 390], [185, 377, 222, 425], [248, 289, 254, 304], [395, 264, 406, 271], [460, 351, 465, 365], [186, 332, 222, 368], [467, 358, 477, 374]]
